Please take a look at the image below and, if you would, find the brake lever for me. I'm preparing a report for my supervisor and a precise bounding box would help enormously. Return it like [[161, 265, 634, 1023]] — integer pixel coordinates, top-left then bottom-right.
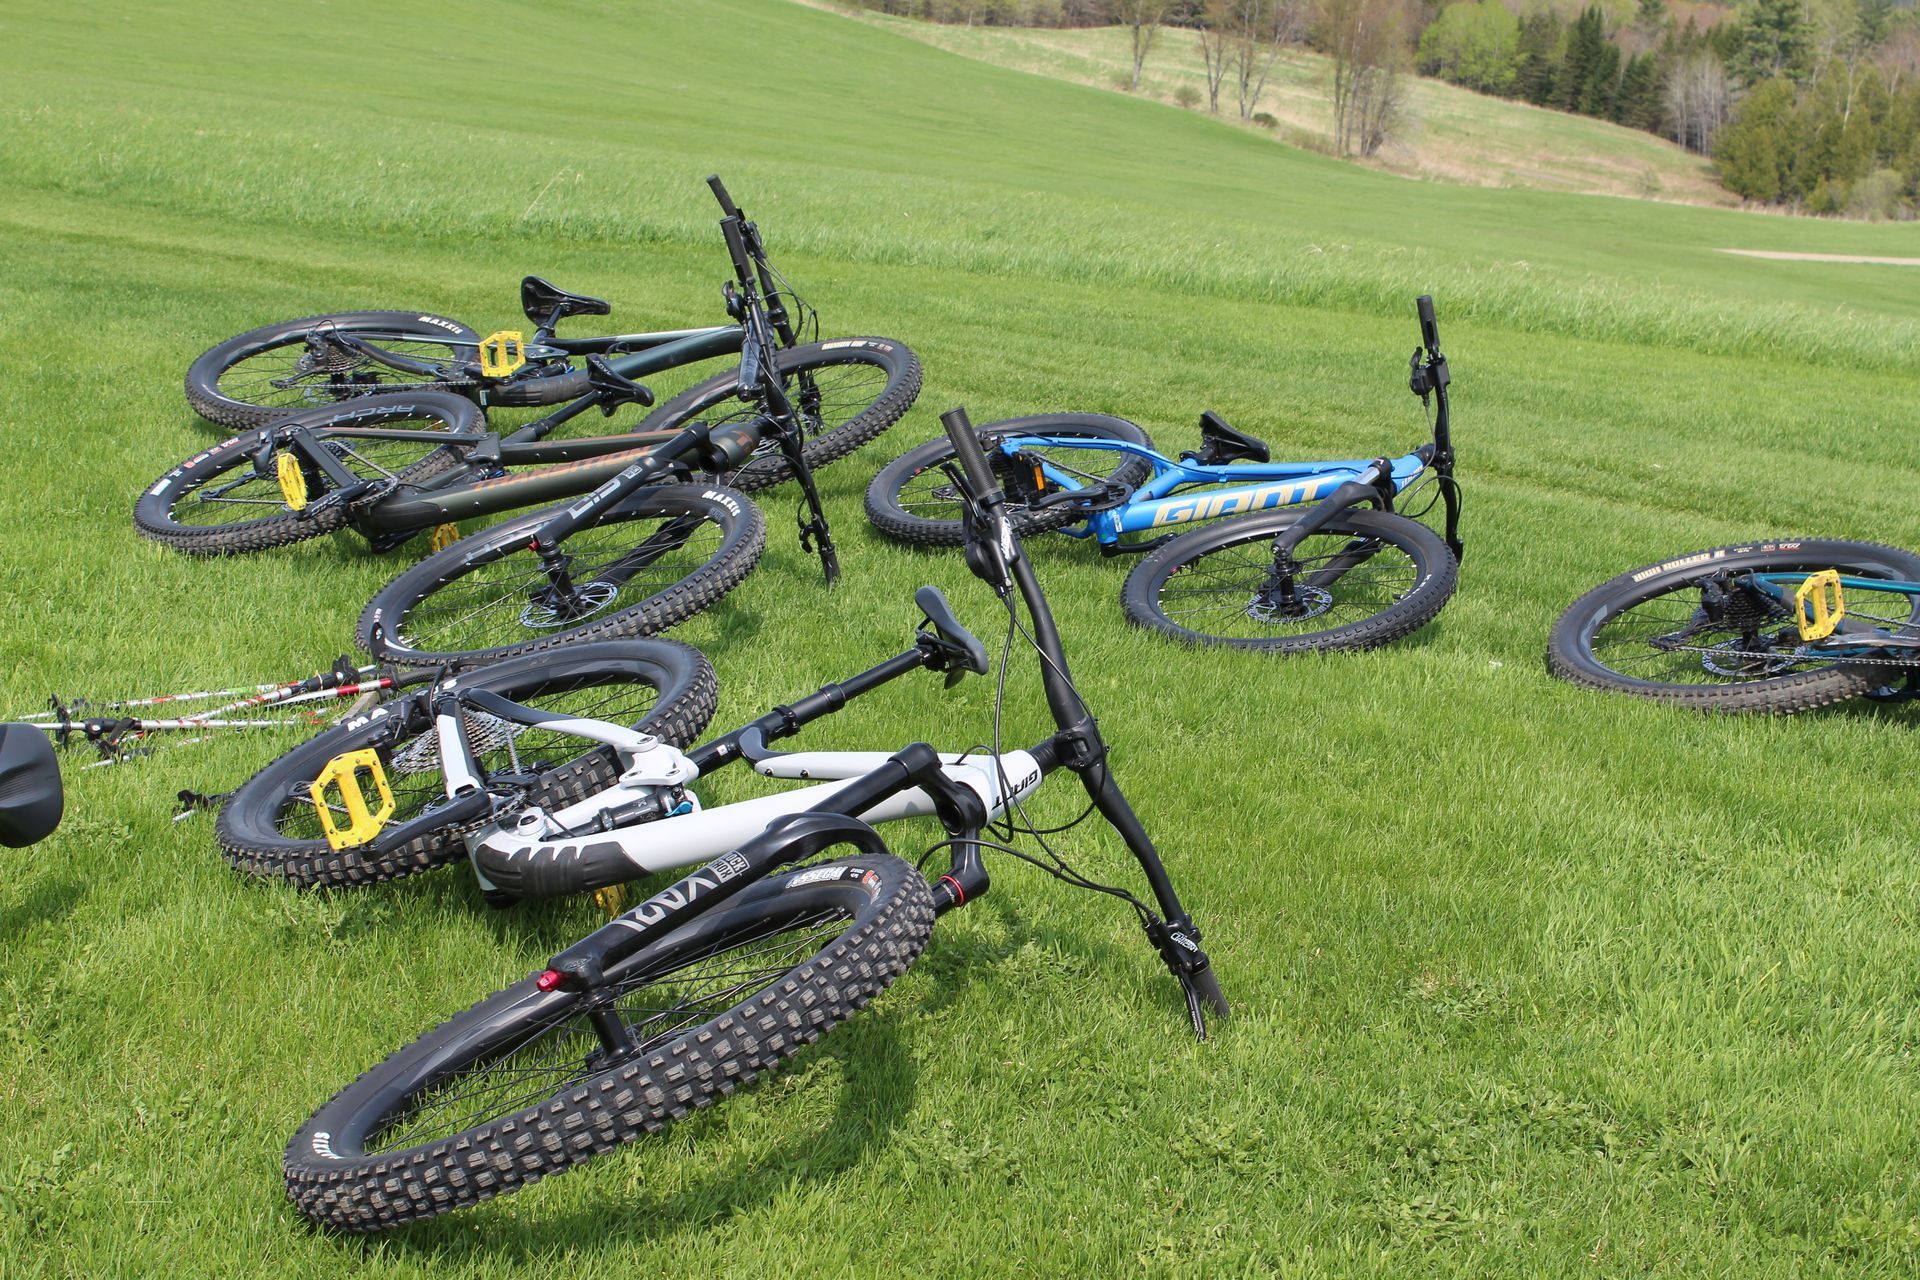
[[940, 462, 1013, 595]]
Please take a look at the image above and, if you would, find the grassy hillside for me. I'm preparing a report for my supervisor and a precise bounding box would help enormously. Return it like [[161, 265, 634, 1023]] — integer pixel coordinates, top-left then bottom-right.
[[4, 0, 1920, 1276], [823, 6, 1740, 207]]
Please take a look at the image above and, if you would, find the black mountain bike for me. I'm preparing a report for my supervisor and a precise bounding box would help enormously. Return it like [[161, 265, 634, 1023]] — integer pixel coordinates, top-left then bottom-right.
[[184, 177, 834, 434], [277, 407, 1227, 1234], [139, 203, 919, 666]]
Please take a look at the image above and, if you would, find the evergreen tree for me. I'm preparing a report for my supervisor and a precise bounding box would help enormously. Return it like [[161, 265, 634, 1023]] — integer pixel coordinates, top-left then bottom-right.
[[1514, 11, 1562, 104], [1735, 0, 1810, 86], [1559, 7, 1607, 112], [1715, 77, 1797, 200]]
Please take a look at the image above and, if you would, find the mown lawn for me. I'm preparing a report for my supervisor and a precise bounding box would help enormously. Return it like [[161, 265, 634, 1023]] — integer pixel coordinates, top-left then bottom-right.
[[3, 1, 1920, 1275]]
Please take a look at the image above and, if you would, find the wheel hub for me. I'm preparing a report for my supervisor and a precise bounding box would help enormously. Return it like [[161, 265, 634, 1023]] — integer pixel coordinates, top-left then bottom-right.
[[1247, 583, 1333, 623], [521, 580, 619, 628]]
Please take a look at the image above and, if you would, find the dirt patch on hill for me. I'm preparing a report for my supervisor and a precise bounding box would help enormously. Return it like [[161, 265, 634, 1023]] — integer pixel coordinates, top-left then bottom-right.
[[1721, 249, 1920, 265]]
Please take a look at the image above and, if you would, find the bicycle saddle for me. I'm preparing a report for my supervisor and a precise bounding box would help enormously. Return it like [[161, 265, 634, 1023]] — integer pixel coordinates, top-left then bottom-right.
[[915, 585, 989, 685], [0, 723, 63, 847], [521, 276, 611, 325], [1183, 411, 1270, 467]]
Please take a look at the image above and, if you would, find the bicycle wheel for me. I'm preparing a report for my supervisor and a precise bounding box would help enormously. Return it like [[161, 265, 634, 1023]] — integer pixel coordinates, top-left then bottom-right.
[[285, 853, 934, 1233], [217, 640, 717, 889], [865, 414, 1155, 547], [636, 338, 922, 492], [360, 483, 766, 665], [1546, 539, 1920, 714], [186, 311, 480, 429], [133, 393, 479, 555], [1122, 507, 1457, 651]]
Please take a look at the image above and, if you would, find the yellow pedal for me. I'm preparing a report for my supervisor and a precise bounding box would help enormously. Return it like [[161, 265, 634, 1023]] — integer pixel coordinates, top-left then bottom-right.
[[1795, 569, 1845, 642], [594, 884, 627, 918], [309, 748, 396, 851], [428, 522, 460, 552], [275, 452, 308, 512], [478, 330, 526, 379]]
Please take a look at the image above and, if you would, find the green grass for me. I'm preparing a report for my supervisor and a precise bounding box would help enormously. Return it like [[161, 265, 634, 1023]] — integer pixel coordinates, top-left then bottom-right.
[[4, 0, 1920, 1274]]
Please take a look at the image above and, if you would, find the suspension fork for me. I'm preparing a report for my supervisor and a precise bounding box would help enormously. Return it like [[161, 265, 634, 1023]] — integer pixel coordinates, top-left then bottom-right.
[[761, 373, 841, 585]]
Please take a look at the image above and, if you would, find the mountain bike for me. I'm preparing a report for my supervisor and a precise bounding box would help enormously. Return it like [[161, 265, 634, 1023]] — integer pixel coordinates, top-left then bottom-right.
[[141, 176, 918, 557], [139, 205, 918, 665], [1548, 538, 1920, 714], [217, 639, 718, 888], [184, 177, 829, 434], [867, 296, 1463, 651], [274, 406, 1227, 1234]]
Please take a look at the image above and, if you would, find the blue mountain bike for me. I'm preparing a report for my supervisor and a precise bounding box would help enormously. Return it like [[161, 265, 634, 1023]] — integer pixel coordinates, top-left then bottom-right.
[[867, 296, 1463, 652]]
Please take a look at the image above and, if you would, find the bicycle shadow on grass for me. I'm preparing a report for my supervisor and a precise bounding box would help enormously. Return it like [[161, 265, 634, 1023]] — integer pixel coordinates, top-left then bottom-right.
[[357, 1005, 920, 1261]]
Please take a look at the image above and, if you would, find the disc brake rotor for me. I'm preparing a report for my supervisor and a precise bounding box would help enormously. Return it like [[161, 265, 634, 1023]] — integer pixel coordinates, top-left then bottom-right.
[[520, 580, 620, 629]]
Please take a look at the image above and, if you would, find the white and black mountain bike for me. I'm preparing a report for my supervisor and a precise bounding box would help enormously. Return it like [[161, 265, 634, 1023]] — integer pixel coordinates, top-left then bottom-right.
[[267, 407, 1228, 1234]]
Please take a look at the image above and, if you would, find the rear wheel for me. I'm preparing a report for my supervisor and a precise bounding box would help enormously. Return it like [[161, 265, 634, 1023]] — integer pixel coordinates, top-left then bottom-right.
[[637, 337, 923, 492], [360, 483, 766, 666], [133, 394, 479, 555], [1546, 538, 1920, 713], [186, 311, 479, 429], [285, 853, 935, 1233], [216, 640, 717, 888], [865, 413, 1155, 546], [1122, 507, 1457, 651]]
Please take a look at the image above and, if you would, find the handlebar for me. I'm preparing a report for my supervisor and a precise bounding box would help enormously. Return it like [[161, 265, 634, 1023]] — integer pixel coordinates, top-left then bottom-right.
[[939, 407, 1000, 503], [720, 217, 754, 288], [1416, 294, 1440, 353], [706, 173, 740, 218]]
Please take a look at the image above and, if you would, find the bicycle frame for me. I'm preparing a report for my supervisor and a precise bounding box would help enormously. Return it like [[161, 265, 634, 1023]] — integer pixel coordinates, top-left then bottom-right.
[[446, 405, 1227, 1038], [1006, 437, 1436, 546]]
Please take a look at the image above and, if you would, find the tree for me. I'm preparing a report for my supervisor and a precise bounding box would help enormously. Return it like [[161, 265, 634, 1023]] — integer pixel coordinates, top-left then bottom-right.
[[1321, 0, 1410, 155], [1735, 0, 1812, 85], [1227, 0, 1308, 120], [1513, 11, 1563, 104], [1664, 50, 1732, 152], [1417, 1, 1520, 94], [1715, 76, 1798, 199], [1559, 7, 1608, 112], [1196, 0, 1234, 113], [1112, 0, 1171, 90]]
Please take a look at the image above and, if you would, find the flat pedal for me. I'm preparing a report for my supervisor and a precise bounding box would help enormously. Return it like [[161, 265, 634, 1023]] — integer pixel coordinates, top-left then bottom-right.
[[1794, 569, 1845, 642], [275, 452, 309, 512], [309, 748, 396, 851], [478, 331, 527, 379]]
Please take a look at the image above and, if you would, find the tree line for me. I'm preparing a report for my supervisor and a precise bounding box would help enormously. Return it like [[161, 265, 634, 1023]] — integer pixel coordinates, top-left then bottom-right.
[[844, 0, 1920, 217]]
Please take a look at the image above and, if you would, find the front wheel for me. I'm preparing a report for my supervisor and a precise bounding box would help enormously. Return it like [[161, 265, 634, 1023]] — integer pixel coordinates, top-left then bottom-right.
[[216, 640, 718, 888], [1122, 507, 1458, 651], [360, 483, 766, 666], [865, 413, 1156, 547], [285, 853, 935, 1233], [636, 337, 922, 492], [1546, 538, 1920, 713], [185, 311, 479, 429]]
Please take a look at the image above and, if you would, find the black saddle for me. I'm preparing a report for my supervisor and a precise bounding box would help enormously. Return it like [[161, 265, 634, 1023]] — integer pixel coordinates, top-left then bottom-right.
[[521, 276, 611, 326], [1182, 411, 1270, 467]]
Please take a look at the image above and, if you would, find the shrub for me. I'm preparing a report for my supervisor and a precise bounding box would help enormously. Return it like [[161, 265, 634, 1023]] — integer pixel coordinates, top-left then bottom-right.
[[1846, 169, 1906, 221], [1175, 83, 1202, 109], [1252, 111, 1280, 128]]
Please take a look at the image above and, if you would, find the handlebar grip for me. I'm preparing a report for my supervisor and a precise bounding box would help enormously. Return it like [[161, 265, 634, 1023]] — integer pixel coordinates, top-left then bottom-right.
[[706, 173, 740, 217], [721, 217, 753, 283], [940, 407, 998, 499], [1416, 294, 1439, 351]]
